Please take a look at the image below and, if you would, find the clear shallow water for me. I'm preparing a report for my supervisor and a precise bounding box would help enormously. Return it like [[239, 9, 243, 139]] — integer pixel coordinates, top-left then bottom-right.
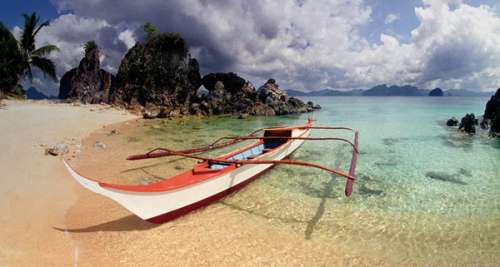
[[132, 97, 500, 265]]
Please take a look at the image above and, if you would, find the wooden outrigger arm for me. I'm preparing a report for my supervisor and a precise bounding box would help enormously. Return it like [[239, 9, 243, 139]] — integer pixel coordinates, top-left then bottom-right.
[[127, 125, 360, 196], [128, 125, 357, 158], [129, 147, 356, 181]]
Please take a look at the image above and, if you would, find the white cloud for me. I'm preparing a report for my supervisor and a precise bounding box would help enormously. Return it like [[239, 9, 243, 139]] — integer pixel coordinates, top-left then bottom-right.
[[118, 29, 136, 50], [384, 13, 400, 24], [22, 0, 500, 93]]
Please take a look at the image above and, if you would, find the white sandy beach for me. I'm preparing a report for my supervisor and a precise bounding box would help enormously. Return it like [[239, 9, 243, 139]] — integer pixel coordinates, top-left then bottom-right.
[[0, 100, 137, 266]]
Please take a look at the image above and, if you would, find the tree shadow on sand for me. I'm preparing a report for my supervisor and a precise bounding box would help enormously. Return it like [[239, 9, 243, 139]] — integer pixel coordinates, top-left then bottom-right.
[[53, 215, 159, 233]]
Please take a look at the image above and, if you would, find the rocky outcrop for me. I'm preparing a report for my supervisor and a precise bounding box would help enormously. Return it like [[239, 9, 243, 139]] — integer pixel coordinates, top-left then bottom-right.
[[187, 75, 319, 117], [483, 88, 500, 136], [256, 79, 319, 115], [446, 117, 459, 127], [459, 113, 478, 134], [59, 46, 114, 103], [110, 32, 201, 115], [191, 73, 257, 116], [57, 32, 319, 118], [429, 88, 444, 97]]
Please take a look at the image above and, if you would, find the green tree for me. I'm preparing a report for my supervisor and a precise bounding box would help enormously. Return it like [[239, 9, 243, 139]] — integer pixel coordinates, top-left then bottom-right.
[[18, 12, 59, 82], [0, 22, 23, 93], [84, 40, 98, 56], [143, 22, 157, 41]]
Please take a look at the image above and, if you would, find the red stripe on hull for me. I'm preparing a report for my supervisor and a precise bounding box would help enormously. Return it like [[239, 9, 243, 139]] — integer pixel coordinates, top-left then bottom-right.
[[146, 166, 274, 224]]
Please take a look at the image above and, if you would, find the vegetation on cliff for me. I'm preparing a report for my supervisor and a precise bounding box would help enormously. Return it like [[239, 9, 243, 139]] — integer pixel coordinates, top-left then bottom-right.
[[111, 30, 201, 111], [59, 42, 114, 103]]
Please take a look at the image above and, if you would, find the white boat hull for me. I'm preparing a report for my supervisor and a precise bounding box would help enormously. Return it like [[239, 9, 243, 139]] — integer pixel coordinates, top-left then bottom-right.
[[64, 127, 310, 223]]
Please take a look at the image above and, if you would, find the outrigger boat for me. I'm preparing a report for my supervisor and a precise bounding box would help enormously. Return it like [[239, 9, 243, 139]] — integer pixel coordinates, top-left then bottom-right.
[[63, 118, 359, 223]]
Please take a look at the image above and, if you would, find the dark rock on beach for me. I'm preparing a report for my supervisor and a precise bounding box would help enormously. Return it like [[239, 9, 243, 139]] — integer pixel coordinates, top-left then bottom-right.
[[59, 45, 114, 103]]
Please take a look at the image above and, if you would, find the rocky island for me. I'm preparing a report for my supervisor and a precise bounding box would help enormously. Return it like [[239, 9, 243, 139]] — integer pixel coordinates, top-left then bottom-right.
[[429, 88, 444, 97], [446, 88, 500, 137], [58, 32, 320, 118], [483, 88, 500, 136]]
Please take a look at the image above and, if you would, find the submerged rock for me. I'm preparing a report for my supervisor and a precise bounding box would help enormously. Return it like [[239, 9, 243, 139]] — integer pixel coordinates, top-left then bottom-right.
[[459, 113, 477, 134], [359, 183, 384, 196], [425, 171, 467, 185], [458, 168, 472, 178], [446, 117, 459, 127]]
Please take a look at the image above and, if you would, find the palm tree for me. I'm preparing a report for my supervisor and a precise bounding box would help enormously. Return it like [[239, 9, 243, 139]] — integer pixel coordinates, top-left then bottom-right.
[[18, 12, 59, 82], [0, 22, 23, 93]]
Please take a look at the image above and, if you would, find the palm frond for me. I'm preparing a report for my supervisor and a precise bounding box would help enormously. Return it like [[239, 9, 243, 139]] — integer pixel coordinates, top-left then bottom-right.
[[31, 56, 57, 81], [32, 44, 59, 57], [21, 13, 37, 52], [33, 20, 50, 37]]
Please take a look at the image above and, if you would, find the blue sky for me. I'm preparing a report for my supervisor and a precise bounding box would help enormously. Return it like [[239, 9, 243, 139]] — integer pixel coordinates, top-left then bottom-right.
[[2, 0, 500, 94], [1, 0, 58, 27]]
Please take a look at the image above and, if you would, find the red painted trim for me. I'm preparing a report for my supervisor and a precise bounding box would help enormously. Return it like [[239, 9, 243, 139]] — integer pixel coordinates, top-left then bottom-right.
[[345, 131, 359, 197], [99, 131, 298, 193], [146, 166, 275, 223]]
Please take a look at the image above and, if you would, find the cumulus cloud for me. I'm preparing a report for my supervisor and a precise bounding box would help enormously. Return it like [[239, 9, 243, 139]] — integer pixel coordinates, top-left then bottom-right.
[[22, 0, 500, 93], [411, 1, 500, 89], [384, 13, 400, 24], [50, 0, 373, 90]]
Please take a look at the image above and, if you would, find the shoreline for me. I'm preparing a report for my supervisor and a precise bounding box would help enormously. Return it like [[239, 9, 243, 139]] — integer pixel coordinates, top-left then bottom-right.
[[0, 100, 137, 266]]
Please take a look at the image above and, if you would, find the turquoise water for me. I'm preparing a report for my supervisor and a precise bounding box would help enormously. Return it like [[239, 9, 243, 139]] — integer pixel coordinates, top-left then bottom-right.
[[140, 97, 500, 265]]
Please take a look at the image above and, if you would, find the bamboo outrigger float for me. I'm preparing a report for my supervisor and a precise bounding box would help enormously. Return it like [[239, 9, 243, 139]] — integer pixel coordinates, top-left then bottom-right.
[[63, 118, 359, 223]]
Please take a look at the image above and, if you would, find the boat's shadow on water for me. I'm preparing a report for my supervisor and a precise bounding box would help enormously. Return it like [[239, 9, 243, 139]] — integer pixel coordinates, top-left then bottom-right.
[[53, 215, 159, 233]]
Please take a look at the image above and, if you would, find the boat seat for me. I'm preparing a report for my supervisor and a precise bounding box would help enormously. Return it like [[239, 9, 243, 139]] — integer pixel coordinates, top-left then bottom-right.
[[208, 162, 231, 170]]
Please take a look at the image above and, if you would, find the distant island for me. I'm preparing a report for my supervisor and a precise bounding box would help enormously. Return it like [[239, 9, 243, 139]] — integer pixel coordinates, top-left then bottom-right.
[[428, 88, 444, 97], [288, 84, 494, 97]]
